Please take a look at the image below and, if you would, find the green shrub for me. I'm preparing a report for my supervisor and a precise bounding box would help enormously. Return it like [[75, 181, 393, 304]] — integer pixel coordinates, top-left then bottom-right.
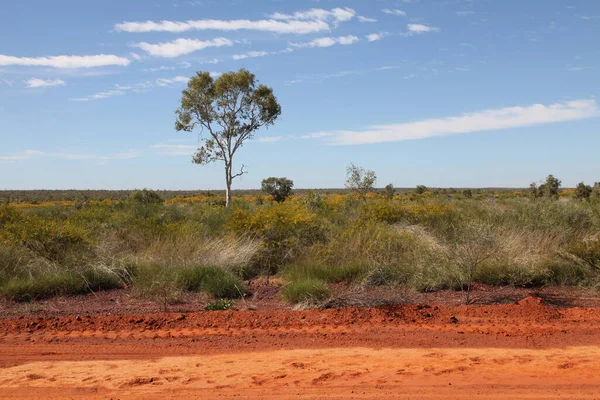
[[177, 266, 245, 299], [129, 189, 164, 205], [205, 298, 234, 311], [261, 177, 294, 203], [281, 278, 330, 303]]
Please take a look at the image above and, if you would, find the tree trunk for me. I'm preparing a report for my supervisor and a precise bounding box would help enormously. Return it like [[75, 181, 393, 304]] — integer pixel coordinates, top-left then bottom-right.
[[225, 164, 232, 207]]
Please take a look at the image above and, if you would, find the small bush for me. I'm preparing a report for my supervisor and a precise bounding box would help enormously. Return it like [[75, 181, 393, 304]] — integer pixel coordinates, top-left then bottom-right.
[[261, 177, 294, 203], [281, 278, 330, 303], [205, 298, 234, 311], [129, 189, 164, 205], [177, 266, 245, 299]]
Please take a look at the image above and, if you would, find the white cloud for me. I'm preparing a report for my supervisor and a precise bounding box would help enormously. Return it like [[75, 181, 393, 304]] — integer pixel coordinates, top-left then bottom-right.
[[375, 65, 401, 71], [25, 78, 66, 88], [70, 73, 221, 101], [358, 16, 377, 23], [269, 8, 355, 25], [258, 136, 282, 143], [306, 99, 600, 145], [143, 66, 175, 72], [156, 75, 190, 86], [0, 149, 45, 161], [292, 35, 359, 48], [383, 9, 407, 16], [130, 52, 143, 61], [70, 89, 127, 102], [134, 37, 233, 58], [200, 58, 220, 64], [0, 54, 130, 68], [366, 32, 389, 42], [0, 149, 140, 162], [232, 51, 269, 60], [179, 61, 192, 68], [113, 149, 142, 159], [115, 18, 328, 35], [407, 24, 440, 33], [456, 11, 475, 16], [152, 143, 197, 156]]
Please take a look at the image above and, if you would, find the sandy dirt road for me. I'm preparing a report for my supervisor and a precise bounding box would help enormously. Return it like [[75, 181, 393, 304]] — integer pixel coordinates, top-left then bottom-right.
[[1, 297, 600, 399]]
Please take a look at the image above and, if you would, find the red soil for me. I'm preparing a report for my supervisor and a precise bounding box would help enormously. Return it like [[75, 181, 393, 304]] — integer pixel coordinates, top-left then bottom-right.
[[2, 295, 600, 399]]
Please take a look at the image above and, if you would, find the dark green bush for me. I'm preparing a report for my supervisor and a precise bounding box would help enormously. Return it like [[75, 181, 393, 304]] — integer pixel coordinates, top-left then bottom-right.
[[177, 266, 245, 299], [281, 278, 330, 303]]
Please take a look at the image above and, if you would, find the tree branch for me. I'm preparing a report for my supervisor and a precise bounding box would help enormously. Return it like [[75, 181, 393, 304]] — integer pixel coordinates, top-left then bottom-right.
[[231, 164, 248, 180]]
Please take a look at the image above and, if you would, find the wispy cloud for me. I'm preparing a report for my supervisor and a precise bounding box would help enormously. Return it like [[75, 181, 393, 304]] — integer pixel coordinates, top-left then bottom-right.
[[383, 9, 407, 16], [269, 7, 355, 26], [70, 89, 127, 102], [366, 32, 389, 42], [155, 75, 190, 86], [0, 54, 130, 68], [305, 99, 600, 145], [200, 58, 220, 64], [357, 16, 377, 23], [25, 78, 66, 88], [375, 65, 401, 71], [456, 11, 475, 16], [151, 143, 197, 156], [143, 66, 176, 72], [0, 149, 45, 161], [258, 136, 282, 143], [0, 149, 141, 162], [70, 73, 221, 102], [231, 48, 293, 60], [115, 18, 328, 35], [407, 24, 440, 34], [292, 35, 359, 48], [232, 51, 269, 60], [134, 37, 233, 58]]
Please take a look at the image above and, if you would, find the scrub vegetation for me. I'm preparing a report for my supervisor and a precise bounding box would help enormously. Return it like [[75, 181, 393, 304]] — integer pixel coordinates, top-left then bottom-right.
[[1, 173, 599, 306]]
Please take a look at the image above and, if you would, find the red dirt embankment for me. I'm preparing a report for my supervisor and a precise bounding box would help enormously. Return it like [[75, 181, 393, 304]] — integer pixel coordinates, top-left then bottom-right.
[[1, 297, 600, 399]]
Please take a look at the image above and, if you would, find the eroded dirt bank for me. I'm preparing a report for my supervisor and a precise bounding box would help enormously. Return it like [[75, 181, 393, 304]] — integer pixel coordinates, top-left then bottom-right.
[[1, 297, 600, 399]]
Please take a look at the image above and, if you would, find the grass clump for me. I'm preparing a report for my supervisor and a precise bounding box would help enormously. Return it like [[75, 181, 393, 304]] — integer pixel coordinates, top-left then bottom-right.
[[177, 266, 245, 299], [282, 278, 330, 304], [283, 261, 370, 284], [0, 268, 122, 302]]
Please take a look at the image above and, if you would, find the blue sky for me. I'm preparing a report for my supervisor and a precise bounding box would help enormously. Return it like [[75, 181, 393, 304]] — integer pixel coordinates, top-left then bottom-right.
[[1, 0, 599, 190]]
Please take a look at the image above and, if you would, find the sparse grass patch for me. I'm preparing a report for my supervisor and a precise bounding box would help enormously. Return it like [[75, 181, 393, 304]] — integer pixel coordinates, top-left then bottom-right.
[[283, 261, 370, 284]]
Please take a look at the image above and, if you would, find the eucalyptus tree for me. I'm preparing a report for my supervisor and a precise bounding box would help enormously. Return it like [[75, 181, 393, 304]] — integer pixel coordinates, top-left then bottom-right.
[[175, 69, 281, 206]]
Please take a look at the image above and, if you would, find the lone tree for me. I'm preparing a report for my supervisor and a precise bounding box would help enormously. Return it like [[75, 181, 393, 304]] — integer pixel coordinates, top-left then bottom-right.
[[538, 174, 561, 199], [574, 182, 593, 200], [415, 185, 427, 195], [261, 177, 294, 203], [384, 183, 395, 200], [345, 163, 377, 202], [175, 69, 281, 206]]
